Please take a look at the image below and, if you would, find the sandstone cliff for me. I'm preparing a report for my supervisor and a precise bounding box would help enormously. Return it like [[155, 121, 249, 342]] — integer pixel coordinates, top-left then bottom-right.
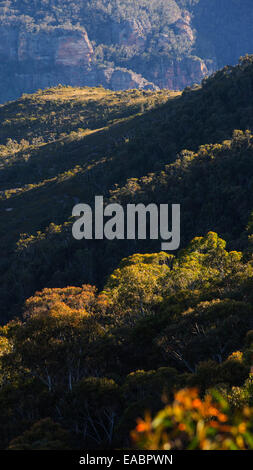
[[0, 19, 209, 103], [0, 0, 252, 102]]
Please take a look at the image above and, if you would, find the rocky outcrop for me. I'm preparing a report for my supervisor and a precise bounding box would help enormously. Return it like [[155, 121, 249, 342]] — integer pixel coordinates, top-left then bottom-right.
[[55, 30, 93, 66], [174, 10, 195, 42], [0, 10, 210, 103], [15, 27, 94, 66], [113, 18, 151, 53], [100, 66, 158, 90], [0, 0, 252, 103], [147, 57, 211, 90], [0, 22, 160, 102]]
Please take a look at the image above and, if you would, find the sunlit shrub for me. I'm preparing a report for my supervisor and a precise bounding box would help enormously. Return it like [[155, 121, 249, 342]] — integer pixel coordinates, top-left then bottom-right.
[[132, 388, 253, 450]]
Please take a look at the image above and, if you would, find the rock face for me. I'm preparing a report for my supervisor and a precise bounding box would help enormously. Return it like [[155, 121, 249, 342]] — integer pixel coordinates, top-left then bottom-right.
[[99, 67, 158, 91], [113, 18, 152, 52], [0, 22, 208, 102], [55, 31, 93, 66], [0, 23, 159, 102], [1, 0, 252, 102], [0, 25, 93, 65], [17, 28, 94, 66], [144, 57, 210, 90]]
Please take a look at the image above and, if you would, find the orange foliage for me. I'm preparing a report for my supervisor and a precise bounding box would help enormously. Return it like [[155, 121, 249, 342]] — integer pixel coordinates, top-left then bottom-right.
[[23, 284, 109, 318], [132, 388, 253, 450]]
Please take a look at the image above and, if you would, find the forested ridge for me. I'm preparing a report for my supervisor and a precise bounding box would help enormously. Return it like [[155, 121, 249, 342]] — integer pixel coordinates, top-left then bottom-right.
[[1, 56, 253, 449]]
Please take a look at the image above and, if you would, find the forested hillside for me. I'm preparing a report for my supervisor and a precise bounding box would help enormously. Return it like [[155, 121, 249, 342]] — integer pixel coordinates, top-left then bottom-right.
[[1, 56, 253, 322], [0, 0, 253, 101], [1, 57, 253, 449]]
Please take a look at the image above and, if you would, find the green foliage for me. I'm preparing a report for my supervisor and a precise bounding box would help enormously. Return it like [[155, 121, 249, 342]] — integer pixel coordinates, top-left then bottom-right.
[[8, 418, 71, 450], [104, 252, 172, 317]]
